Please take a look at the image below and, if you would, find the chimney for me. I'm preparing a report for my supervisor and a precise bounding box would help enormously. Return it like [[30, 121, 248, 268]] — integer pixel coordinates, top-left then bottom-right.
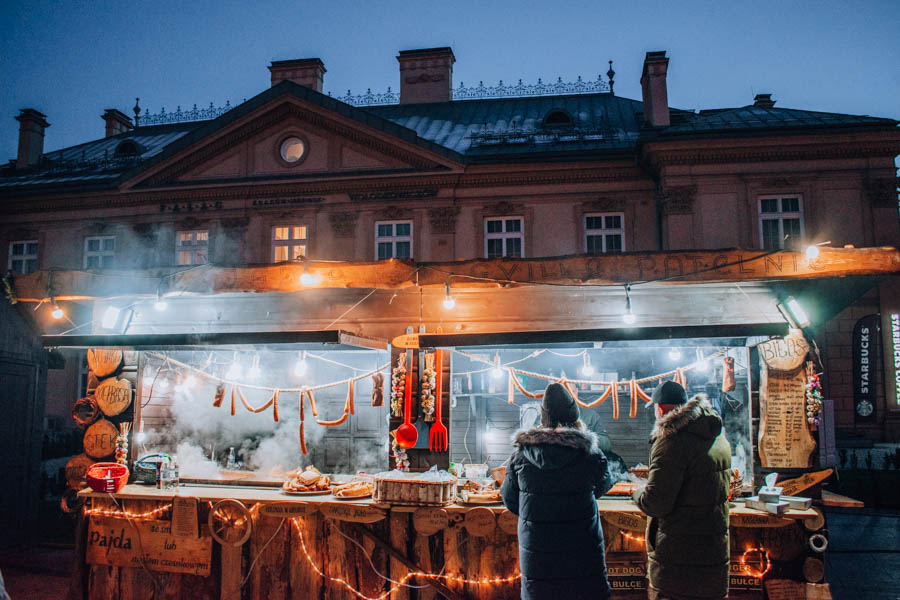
[[15, 109, 49, 170], [102, 109, 133, 138], [753, 93, 776, 108], [640, 51, 670, 127], [397, 47, 455, 104], [268, 58, 326, 92]]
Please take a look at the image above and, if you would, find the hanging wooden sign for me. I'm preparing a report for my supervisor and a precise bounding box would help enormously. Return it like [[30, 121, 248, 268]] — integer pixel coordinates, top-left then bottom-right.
[[86, 516, 212, 576], [463, 507, 495, 537], [779, 469, 833, 497], [413, 508, 448, 536], [320, 503, 386, 524], [758, 330, 809, 371], [758, 362, 816, 469], [94, 377, 133, 417], [602, 511, 647, 533], [259, 502, 318, 518], [65, 454, 94, 489], [84, 419, 119, 458], [497, 510, 518, 535], [87, 349, 123, 379]]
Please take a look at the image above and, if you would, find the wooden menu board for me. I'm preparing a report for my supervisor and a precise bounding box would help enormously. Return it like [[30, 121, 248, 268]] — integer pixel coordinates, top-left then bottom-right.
[[83, 419, 118, 459], [758, 362, 816, 468], [94, 377, 133, 416]]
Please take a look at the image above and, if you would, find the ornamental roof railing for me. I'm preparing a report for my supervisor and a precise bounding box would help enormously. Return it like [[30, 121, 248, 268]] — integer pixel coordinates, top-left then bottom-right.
[[135, 74, 614, 125]]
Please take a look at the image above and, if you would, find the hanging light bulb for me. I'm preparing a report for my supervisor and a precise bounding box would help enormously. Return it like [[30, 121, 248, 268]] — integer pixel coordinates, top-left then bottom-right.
[[668, 348, 682, 361], [580, 352, 595, 377], [248, 354, 262, 380], [490, 353, 504, 379], [299, 264, 319, 286], [154, 289, 167, 311], [442, 282, 455, 309], [51, 305, 64, 319], [804, 245, 819, 260], [226, 352, 242, 380], [294, 351, 308, 377], [622, 285, 636, 325]]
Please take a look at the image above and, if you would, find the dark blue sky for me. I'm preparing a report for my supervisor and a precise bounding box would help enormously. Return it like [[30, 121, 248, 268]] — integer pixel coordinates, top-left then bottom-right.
[[2, 0, 898, 160]]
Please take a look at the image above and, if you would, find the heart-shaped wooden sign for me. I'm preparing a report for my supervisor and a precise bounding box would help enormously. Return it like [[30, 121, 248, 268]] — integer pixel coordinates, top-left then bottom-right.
[[95, 377, 133, 417]]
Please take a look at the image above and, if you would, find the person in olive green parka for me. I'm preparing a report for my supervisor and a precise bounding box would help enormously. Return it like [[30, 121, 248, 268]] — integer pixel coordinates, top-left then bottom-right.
[[632, 382, 732, 600]]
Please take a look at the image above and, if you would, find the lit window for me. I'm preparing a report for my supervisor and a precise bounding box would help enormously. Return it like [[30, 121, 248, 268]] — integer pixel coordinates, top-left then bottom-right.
[[484, 217, 524, 258], [280, 137, 306, 163], [176, 230, 208, 266], [758, 196, 803, 250], [585, 213, 625, 254], [84, 236, 116, 269], [8, 240, 38, 274], [374, 221, 412, 260], [272, 225, 308, 262]]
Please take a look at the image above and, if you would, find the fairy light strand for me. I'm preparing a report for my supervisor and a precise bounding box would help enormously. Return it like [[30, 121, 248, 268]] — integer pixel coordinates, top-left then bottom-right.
[[738, 547, 771, 578]]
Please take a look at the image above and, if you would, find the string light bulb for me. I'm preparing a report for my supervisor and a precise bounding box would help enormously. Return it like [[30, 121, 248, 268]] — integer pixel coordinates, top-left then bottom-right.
[[490, 353, 504, 379], [300, 264, 319, 286], [580, 352, 595, 377], [294, 351, 308, 377], [248, 354, 261, 380], [226, 352, 242, 380], [804, 240, 830, 260], [442, 282, 455, 309], [51, 304, 64, 319], [622, 285, 636, 325]]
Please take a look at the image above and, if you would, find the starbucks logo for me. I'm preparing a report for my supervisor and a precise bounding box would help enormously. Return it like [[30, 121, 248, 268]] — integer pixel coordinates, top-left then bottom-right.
[[856, 400, 874, 417]]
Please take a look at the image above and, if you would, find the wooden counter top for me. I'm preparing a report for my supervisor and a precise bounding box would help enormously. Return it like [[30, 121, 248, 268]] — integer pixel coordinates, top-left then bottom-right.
[[80, 484, 817, 521]]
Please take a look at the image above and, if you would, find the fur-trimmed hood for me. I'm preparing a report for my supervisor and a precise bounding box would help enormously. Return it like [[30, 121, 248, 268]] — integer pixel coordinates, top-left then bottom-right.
[[651, 395, 722, 441], [513, 426, 600, 470]]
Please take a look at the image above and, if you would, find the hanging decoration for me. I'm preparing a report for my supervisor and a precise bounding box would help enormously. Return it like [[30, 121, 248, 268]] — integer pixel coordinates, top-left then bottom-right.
[[371, 372, 384, 407], [390, 429, 410, 471], [723, 356, 736, 392], [419, 352, 437, 422], [805, 363, 823, 429], [390, 354, 406, 418], [115, 422, 131, 465]]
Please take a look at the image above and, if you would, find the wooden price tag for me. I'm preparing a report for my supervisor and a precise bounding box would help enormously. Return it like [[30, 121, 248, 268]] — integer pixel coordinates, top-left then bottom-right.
[[172, 497, 199, 538], [87, 349, 123, 379], [320, 503, 386, 523], [463, 507, 495, 537], [260, 502, 318, 518], [413, 508, 448, 536], [65, 454, 94, 489], [95, 377, 133, 417], [84, 419, 118, 458], [497, 510, 518, 535], [602, 511, 647, 533]]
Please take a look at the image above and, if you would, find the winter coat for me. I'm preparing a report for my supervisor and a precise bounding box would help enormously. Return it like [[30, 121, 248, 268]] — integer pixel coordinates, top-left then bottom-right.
[[632, 396, 732, 599], [501, 426, 615, 600]]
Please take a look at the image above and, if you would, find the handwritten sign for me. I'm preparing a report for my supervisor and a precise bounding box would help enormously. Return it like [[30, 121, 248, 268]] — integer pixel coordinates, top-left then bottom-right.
[[83, 419, 118, 459], [413, 508, 448, 536], [463, 507, 495, 537], [87, 349, 123, 379], [779, 469, 833, 497], [320, 503, 386, 523], [758, 330, 809, 371], [391, 333, 421, 349], [602, 511, 647, 533], [65, 454, 94, 489], [172, 497, 199, 538], [260, 502, 318, 518], [94, 377, 133, 417], [87, 516, 212, 576], [497, 510, 518, 535], [730, 513, 792, 528], [758, 362, 816, 469]]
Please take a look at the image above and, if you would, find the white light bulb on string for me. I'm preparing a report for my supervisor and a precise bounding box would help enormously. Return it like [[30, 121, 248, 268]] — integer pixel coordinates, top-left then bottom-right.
[[248, 354, 262, 380], [299, 263, 319, 286], [805, 245, 820, 260], [51, 305, 64, 319], [490, 353, 504, 379], [226, 352, 242, 380], [668, 348, 682, 361], [294, 351, 308, 377], [442, 283, 455, 309], [581, 352, 595, 377]]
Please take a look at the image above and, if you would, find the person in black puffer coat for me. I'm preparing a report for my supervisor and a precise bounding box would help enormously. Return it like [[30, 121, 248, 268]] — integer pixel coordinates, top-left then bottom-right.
[[501, 382, 615, 600]]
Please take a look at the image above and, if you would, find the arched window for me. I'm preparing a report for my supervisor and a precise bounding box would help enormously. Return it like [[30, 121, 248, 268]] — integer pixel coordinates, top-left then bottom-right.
[[114, 140, 141, 156], [542, 109, 574, 128]]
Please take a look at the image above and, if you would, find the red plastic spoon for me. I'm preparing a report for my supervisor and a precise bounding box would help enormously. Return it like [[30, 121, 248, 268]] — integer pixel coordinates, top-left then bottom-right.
[[396, 346, 418, 449]]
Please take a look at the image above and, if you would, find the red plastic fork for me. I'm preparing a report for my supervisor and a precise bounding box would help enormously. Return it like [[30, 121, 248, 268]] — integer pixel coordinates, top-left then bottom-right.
[[429, 349, 448, 452]]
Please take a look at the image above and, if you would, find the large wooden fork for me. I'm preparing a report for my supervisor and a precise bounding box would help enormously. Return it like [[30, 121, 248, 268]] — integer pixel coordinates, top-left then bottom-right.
[[429, 349, 448, 452]]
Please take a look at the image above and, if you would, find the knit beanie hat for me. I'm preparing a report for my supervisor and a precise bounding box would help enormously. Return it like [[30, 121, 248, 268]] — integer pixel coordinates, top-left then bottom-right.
[[651, 381, 688, 405], [541, 382, 580, 427]]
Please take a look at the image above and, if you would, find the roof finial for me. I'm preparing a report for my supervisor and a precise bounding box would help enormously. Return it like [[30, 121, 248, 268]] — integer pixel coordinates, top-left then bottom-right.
[[133, 98, 141, 128], [607, 60, 615, 95]]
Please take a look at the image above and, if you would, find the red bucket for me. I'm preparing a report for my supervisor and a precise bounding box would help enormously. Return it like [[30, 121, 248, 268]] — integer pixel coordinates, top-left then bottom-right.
[[86, 462, 129, 493]]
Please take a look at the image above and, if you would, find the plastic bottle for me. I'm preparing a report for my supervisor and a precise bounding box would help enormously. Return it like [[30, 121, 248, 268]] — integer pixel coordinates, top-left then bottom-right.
[[226, 447, 237, 470]]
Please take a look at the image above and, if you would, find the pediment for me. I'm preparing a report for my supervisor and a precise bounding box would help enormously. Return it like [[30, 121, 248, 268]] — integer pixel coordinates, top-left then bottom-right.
[[125, 90, 461, 189]]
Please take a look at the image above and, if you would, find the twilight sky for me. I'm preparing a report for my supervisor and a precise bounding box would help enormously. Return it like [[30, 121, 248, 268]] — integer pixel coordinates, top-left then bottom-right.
[[1, 0, 898, 161]]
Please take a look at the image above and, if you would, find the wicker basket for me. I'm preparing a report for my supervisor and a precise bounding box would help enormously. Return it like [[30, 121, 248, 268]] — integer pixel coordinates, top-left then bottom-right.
[[373, 473, 458, 506]]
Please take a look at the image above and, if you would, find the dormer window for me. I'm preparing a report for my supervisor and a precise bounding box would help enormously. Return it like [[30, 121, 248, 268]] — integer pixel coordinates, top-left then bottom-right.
[[542, 110, 574, 128], [114, 140, 141, 156]]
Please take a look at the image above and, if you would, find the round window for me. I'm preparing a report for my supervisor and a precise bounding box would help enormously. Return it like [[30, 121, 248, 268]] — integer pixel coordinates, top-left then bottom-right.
[[279, 137, 306, 163]]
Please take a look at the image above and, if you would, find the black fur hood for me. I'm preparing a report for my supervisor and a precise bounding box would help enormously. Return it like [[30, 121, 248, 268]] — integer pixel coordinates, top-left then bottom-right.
[[512, 426, 600, 470], [651, 395, 722, 441]]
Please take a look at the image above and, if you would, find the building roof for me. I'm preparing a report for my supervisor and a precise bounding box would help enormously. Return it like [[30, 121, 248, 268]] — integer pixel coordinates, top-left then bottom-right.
[[2, 83, 897, 192]]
